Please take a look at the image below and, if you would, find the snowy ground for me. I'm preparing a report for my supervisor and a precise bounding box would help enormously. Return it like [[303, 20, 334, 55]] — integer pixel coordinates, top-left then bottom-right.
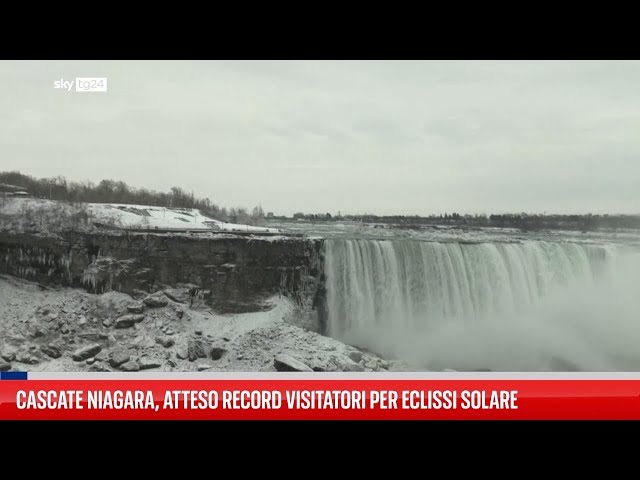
[[0, 197, 281, 234], [0, 275, 391, 373], [266, 218, 640, 247]]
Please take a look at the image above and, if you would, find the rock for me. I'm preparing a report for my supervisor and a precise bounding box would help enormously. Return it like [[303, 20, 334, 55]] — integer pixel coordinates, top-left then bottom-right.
[[119, 360, 140, 372], [273, 354, 313, 372], [155, 337, 175, 348], [49, 313, 58, 321], [116, 314, 145, 329], [109, 351, 131, 368], [94, 351, 108, 362], [15, 351, 39, 365], [195, 330, 203, 336], [0, 362, 12, 372], [175, 308, 184, 319], [78, 332, 100, 342], [312, 366, 326, 372], [126, 302, 145, 314], [41, 345, 62, 359], [364, 360, 378, 370], [143, 295, 168, 308], [89, 364, 109, 372], [167, 359, 177, 367], [187, 339, 210, 362], [139, 357, 162, 370], [71, 343, 102, 361], [107, 334, 117, 347], [131, 289, 148, 300], [197, 364, 212, 371], [343, 363, 365, 372], [1, 352, 15, 362], [163, 289, 188, 304], [165, 328, 175, 336], [236, 354, 244, 360], [378, 360, 389, 370], [102, 319, 113, 328], [115, 315, 139, 329], [176, 349, 188, 360], [133, 335, 155, 349], [60, 324, 70, 334], [348, 351, 362, 363], [210, 348, 226, 361], [86, 358, 97, 365], [28, 327, 45, 339], [78, 316, 87, 326], [222, 337, 231, 342]]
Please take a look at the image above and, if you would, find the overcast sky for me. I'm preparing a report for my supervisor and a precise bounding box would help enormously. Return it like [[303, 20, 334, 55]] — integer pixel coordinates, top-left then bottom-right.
[[1, 60, 639, 216]]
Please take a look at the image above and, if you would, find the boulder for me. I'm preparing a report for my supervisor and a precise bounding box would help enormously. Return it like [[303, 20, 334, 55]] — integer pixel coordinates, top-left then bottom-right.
[[114, 314, 145, 329], [126, 302, 145, 314], [273, 354, 313, 372], [119, 360, 140, 372], [210, 347, 226, 361], [71, 343, 102, 361], [41, 345, 62, 359], [139, 357, 162, 370], [364, 360, 378, 370], [143, 295, 168, 308], [187, 339, 210, 362], [15, 351, 39, 365], [0, 362, 12, 372], [347, 351, 363, 363], [162, 288, 188, 304], [155, 337, 175, 348], [1, 352, 16, 362], [176, 349, 188, 360], [108, 351, 131, 368], [343, 363, 365, 372]]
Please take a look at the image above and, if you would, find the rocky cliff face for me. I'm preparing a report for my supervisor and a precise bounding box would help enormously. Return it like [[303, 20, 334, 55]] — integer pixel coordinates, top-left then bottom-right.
[[0, 231, 324, 315]]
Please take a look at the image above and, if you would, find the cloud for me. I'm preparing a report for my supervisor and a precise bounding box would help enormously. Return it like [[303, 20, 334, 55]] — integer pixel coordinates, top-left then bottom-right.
[[1, 60, 639, 215]]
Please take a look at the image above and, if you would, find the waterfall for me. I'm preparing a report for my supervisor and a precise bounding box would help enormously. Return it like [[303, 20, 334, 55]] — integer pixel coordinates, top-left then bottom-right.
[[323, 238, 640, 371]]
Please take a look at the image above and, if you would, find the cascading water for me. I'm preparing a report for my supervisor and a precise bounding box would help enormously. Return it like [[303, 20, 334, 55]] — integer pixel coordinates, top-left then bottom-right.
[[323, 238, 640, 371]]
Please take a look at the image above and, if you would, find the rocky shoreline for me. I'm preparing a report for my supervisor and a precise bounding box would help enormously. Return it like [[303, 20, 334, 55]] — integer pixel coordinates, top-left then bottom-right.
[[0, 274, 391, 374]]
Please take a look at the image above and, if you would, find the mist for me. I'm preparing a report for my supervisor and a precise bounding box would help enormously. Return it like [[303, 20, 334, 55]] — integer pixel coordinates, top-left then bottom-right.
[[325, 239, 640, 371]]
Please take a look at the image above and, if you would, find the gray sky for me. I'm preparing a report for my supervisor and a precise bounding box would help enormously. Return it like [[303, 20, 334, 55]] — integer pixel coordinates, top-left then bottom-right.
[[2, 60, 639, 216]]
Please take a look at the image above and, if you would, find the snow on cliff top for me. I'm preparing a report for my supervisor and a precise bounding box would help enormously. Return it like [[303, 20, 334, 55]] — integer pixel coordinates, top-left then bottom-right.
[[87, 203, 280, 232], [0, 198, 280, 233]]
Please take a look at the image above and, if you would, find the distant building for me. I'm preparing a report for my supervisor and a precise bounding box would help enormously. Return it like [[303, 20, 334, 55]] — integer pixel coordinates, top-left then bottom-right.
[[0, 183, 29, 199]]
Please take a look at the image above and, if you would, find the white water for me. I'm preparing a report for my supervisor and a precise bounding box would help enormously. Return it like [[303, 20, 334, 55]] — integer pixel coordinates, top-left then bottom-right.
[[324, 238, 640, 371]]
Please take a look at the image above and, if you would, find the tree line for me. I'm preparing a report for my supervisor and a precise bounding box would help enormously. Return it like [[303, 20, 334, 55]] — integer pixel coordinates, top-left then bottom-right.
[[279, 211, 640, 232], [0, 171, 265, 225]]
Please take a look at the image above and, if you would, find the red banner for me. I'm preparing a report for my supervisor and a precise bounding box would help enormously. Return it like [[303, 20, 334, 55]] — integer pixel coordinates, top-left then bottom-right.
[[2, 379, 640, 419]]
